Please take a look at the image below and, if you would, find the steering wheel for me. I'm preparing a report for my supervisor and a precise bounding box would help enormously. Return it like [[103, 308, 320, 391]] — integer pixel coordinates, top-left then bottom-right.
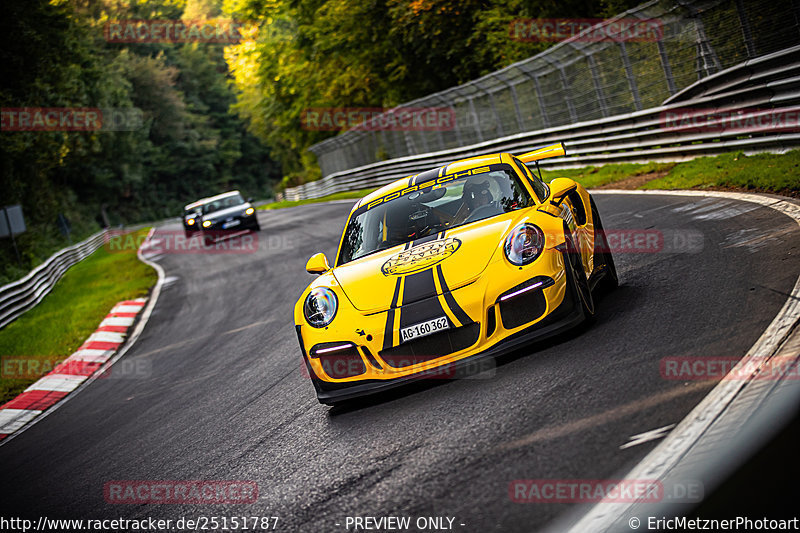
[[464, 201, 500, 223]]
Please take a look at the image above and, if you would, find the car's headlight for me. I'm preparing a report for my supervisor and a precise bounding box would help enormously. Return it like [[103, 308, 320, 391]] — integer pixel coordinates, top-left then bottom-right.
[[202, 220, 212, 228], [187, 218, 195, 225], [304, 287, 338, 328], [504, 223, 545, 266], [245, 207, 255, 215]]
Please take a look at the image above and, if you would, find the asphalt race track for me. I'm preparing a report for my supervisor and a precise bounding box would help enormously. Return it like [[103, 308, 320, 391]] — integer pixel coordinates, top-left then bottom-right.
[[1, 193, 798, 532]]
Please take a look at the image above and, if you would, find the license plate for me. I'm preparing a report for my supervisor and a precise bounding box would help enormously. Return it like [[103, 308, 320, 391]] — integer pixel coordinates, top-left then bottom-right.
[[222, 219, 240, 229], [400, 316, 449, 343]]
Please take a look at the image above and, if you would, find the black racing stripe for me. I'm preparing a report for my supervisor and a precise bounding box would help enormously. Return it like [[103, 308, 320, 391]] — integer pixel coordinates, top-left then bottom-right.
[[435, 265, 473, 325], [382, 277, 403, 351], [412, 168, 440, 186], [402, 268, 438, 306], [399, 269, 450, 329]]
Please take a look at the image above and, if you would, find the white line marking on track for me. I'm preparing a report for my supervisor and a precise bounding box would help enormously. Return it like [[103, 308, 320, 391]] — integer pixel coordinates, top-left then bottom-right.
[[85, 331, 126, 344], [620, 424, 676, 450], [100, 316, 135, 327], [111, 304, 145, 314], [0, 409, 43, 433], [25, 374, 87, 392], [565, 189, 800, 533], [66, 349, 114, 362]]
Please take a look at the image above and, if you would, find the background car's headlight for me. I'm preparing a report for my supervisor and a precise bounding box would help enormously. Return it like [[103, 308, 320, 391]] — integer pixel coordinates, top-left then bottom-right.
[[304, 287, 338, 328], [245, 207, 255, 215], [202, 220, 212, 228], [187, 218, 195, 225], [504, 223, 545, 265]]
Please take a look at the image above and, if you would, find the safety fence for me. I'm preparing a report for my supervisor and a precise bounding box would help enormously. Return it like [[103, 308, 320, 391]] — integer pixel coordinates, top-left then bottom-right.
[[280, 42, 800, 201], [307, 0, 799, 178]]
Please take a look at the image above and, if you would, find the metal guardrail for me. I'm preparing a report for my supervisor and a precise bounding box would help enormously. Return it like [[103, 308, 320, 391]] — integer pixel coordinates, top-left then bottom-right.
[[0, 230, 110, 330], [280, 43, 800, 202], [306, 0, 800, 177]]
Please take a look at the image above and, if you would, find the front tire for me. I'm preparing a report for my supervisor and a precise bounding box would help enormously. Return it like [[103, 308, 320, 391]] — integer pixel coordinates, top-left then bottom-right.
[[565, 231, 595, 322], [590, 197, 619, 291]]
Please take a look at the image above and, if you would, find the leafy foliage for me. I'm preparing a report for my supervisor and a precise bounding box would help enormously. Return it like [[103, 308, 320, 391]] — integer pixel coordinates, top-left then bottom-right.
[[224, 0, 642, 187], [1, 0, 281, 284]]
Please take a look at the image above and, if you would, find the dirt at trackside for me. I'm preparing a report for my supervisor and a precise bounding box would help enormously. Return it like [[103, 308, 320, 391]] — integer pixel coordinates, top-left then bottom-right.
[[593, 169, 671, 190]]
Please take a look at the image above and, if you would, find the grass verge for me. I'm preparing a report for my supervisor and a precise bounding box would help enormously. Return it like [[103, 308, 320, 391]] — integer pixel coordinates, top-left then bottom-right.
[[639, 150, 800, 195], [543, 150, 799, 196], [270, 151, 798, 210], [259, 188, 377, 210], [541, 161, 676, 188], [0, 228, 157, 405]]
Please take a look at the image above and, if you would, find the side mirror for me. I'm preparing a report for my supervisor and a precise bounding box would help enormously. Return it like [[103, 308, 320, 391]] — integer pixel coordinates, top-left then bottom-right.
[[548, 178, 578, 206], [306, 253, 331, 275], [247, 197, 254, 203]]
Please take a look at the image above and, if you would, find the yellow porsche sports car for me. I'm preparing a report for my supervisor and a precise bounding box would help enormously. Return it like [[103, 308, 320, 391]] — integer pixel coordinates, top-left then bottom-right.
[[294, 143, 618, 404]]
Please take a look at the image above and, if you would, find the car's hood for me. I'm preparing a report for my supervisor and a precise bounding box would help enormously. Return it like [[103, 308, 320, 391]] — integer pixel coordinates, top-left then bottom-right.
[[332, 214, 520, 313], [203, 204, 250, 221]]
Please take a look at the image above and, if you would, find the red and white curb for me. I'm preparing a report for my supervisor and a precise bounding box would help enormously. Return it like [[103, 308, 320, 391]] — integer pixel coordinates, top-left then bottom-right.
[[0, 300, 146, 440]]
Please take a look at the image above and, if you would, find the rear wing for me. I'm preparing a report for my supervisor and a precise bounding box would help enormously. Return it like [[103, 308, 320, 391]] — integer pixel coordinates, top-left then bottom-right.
[[517, 142, 566, 163]]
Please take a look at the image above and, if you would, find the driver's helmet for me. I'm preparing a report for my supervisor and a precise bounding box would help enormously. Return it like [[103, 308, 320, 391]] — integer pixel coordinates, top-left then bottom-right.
[[463, 178, 493, 210], [382, 200, 417, 244]]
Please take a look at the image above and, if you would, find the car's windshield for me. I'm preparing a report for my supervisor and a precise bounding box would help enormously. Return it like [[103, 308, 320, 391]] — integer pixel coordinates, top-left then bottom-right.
[[337, 164, 533, 265], [202, 193, 245, 214]]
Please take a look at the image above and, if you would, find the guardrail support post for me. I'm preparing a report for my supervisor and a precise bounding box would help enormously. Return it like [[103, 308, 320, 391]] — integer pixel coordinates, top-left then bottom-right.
[[586, 53, 610, 117], [468, 97, 484, 143], [657, 38, 678, 96], [619, 42, 643, 111], [518, 64, 550, 129], [735, 0, 757, 58], [508, 82, 526, 131]]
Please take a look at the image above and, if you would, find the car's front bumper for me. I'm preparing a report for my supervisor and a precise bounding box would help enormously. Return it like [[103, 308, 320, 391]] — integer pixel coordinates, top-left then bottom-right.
[[299, 251, 586, 405], [202, 214, 259, 236]]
